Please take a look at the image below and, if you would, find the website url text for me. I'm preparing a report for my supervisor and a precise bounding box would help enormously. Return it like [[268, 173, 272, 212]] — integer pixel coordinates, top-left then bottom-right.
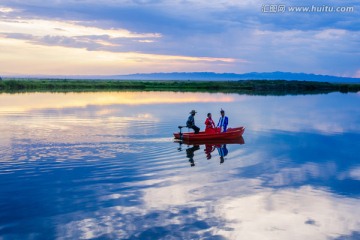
[[262, 5, 355, 13]]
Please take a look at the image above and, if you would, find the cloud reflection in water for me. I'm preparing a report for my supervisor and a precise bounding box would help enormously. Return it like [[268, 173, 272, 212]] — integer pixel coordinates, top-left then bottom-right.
[[0, 91, 359, 239]]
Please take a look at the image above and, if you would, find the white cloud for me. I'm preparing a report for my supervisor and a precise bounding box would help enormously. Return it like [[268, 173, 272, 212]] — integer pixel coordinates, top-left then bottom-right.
[[216, 186, 360, 240], [0, 6, 15, 13], [315, 29, 347, 40], [55, 174, 360, 239], [266, 162, 337, 187], [339, 167, 360, 181], [0, 18, 161, 39], [349, 168, 360, 180]]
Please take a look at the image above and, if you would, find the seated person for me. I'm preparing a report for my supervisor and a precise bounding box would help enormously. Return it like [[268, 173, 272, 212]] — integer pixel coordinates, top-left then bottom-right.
[[186, 110, 200, 134]]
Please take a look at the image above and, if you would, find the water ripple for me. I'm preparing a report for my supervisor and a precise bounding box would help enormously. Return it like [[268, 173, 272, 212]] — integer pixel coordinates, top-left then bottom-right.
[[1, 92, 360, 239]]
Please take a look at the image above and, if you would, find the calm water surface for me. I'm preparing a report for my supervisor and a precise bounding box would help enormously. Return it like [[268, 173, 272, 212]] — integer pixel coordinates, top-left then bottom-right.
[[0, 91, 359, 239]]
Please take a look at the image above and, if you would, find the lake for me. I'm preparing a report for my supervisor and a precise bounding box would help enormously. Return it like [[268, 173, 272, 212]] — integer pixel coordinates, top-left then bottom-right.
[[0, 91, 359, 239]]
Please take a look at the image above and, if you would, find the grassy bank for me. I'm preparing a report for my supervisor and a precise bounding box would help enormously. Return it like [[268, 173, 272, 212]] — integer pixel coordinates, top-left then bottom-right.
[[0, 79, 359, 95]]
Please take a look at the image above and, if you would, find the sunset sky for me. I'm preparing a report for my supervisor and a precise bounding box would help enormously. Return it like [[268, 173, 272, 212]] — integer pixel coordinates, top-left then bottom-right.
[[0, 0, 359, 77]]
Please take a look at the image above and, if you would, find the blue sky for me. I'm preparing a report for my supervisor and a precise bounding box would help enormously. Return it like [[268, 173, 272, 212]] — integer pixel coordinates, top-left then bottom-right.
[[0, 0, 359, 77]]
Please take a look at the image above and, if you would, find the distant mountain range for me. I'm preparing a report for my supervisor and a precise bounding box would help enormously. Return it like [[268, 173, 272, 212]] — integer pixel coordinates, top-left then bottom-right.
[[3, 72, 360, 82], [98, 72, 360, 83]]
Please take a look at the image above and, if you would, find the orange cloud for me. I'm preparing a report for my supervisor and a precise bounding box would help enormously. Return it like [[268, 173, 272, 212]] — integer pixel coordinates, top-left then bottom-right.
[[0, 38, 237, 75]]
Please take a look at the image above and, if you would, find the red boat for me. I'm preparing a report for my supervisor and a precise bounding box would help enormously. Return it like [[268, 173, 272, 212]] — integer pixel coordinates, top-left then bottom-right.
[[173, 126, 245, 141]]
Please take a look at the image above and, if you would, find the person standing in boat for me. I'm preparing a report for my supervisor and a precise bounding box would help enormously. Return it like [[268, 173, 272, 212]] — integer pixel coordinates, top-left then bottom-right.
[[187, 110, 200, 134], [204, 113, 217, 134], [217, 109, 228, 132]]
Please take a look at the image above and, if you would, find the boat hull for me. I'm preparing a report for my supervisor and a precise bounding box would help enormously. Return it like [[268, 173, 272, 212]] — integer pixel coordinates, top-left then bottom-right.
[[179, 136, 245, 146], [173, 126, 245, 141]]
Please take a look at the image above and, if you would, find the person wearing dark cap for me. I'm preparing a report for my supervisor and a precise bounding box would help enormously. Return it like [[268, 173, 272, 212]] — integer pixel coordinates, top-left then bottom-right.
[[217, 109, 229, 132], [186, 110, 200, 134]]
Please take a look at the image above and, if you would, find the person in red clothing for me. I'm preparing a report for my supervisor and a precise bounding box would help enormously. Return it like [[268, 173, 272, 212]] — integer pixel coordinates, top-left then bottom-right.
[[205, 113, 218, 134]]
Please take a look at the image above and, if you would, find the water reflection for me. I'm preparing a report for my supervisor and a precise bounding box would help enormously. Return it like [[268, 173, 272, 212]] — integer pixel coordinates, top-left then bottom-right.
[[0, 91, 359, 239], [0, 91, 235, 113], [186, 145, 200, 167], [177, 137, 245, 167]]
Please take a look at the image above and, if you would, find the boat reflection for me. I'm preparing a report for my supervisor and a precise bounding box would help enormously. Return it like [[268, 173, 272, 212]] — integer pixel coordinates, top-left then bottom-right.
[[176, 137, 245, 167]]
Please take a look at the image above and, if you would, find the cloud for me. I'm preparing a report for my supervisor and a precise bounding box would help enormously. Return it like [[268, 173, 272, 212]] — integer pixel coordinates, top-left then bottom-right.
[[0, 37, 237, 75], [0, 0, 359, 75], [228, 94, 360, 135], [1, 88, 359, 238], [0, 18, 161, 39], [0, 6, 15, 13], [349, 168, 360, 180], [338, 167, 360, 181], [54, 172, 360, 239], [355, 70, 360, 78], [263, 162, 337, 187], [215, 186, 360, 240]]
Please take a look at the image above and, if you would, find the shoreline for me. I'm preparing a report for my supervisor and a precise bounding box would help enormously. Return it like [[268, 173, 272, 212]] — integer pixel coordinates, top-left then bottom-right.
[[0, 79, 359, 95]]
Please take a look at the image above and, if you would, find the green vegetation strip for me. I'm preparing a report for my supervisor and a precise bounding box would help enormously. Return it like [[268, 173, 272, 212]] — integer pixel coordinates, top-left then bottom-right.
[[0, 79, 359, 95]]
